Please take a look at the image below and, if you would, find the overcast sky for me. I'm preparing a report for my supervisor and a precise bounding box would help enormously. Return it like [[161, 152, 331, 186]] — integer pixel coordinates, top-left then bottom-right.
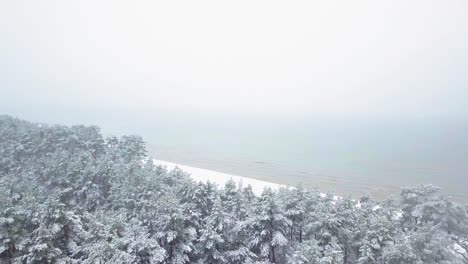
[[1, 0, 467, 118]]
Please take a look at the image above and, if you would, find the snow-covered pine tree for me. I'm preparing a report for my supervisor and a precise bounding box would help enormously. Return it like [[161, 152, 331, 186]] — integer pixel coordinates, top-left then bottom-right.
[[400, 185, 468, 262], [196, 195, 228, 263], [280, 185, 318, 243], [285, 239, 322, 264], [356, 198, 399, 263], [247, 188, 289, 263], [154, 191, 197, 264], [23, 198, 84, 264]]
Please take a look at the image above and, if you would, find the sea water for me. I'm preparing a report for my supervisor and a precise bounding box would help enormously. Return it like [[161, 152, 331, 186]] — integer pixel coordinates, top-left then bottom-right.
[[5, 107, 468, 201]]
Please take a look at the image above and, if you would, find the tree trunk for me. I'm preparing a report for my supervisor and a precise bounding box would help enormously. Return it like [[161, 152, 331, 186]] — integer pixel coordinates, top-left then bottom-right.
[[344, 247, 347, 264], [169, 241, 173, 262], [271, 245, 276, 263]]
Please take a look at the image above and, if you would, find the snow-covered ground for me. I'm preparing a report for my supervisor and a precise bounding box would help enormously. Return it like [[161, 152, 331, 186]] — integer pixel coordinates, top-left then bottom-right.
[[152, 159, 344, 202], [153, 159, 284, 195]]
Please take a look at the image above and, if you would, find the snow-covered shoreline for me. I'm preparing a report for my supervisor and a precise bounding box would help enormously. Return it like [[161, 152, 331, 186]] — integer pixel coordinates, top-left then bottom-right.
[[153, 159, 285, 195], [152, 159, 339, 201]]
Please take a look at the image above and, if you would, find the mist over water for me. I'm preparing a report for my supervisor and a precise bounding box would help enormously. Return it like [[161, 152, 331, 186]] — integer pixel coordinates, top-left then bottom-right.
[[2, 2, 468, 261], [4, 106, 468, 201], [2, 0, 468, 202]]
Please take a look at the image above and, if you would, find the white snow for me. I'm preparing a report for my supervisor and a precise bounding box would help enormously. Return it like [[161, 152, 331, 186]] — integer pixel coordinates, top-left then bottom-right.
[[153, 159, 284, 195], [153, 159, 341, 202]]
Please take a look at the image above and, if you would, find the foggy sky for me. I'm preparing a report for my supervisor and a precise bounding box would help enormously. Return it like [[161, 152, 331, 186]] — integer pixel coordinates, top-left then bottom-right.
[[1, 0, 468, 118]]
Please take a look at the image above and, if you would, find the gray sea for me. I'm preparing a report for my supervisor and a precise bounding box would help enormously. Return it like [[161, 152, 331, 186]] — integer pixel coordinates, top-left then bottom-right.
[[5, 107, 468, 202]]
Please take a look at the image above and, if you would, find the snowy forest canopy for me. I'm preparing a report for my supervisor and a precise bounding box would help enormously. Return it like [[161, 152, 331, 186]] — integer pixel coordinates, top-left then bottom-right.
[[1, 115, 467, 264]]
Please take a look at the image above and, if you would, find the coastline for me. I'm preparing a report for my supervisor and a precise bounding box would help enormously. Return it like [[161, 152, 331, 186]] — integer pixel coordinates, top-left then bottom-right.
[[150, 146, 468, 203], [153, 159, 284, 195], [149, 144, 401, 200]]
